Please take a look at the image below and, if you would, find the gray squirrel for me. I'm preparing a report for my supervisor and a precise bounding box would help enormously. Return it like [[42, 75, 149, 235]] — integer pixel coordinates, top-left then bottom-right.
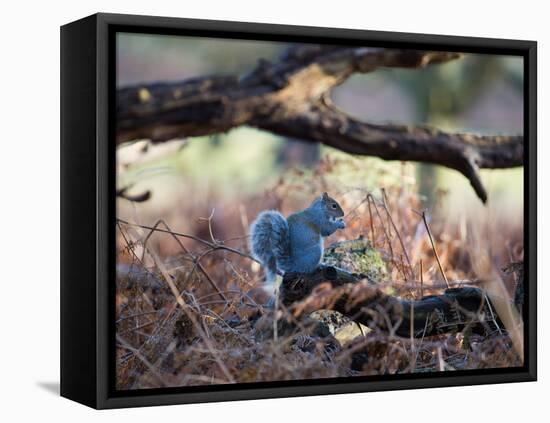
[[250, 192, 346, 283]]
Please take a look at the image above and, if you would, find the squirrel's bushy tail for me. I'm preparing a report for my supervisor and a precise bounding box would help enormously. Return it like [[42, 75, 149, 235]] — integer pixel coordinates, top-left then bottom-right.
[[249, 210, 290, 283]]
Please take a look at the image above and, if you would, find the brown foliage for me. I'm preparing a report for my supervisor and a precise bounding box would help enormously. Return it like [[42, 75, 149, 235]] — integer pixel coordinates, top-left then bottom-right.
[[115, 158, 523, 389]]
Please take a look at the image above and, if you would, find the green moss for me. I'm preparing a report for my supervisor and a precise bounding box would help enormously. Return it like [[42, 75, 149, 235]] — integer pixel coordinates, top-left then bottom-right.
[[323, 237, 386, 284]]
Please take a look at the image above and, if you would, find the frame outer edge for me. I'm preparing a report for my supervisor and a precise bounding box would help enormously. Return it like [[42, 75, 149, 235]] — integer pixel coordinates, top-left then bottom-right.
[[78, 12, 537, 409], [60, 14, 99, 408], [96, 12, 111, 409], [527, 42, 537, 380]]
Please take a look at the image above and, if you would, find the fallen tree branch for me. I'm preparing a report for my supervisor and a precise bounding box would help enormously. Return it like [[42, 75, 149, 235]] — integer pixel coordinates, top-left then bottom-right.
[[116, 186, 151, 202], [117, 46, 523, 202], [282, 266, 500, 338]]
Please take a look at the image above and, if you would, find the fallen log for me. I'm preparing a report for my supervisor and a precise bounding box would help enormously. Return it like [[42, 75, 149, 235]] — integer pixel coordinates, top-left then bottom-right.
[[282, 265, 500, 338]]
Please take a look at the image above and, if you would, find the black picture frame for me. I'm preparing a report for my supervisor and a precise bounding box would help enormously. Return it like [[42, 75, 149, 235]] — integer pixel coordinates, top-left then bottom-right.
[[61, 12, 537, 409]]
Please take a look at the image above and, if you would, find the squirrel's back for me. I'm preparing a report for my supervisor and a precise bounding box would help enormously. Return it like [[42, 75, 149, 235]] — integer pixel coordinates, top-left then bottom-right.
[[250, 193, 345, 284]]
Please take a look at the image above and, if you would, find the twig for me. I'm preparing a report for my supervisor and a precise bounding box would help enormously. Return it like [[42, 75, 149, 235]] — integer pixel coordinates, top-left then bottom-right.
[[413, 312, 430, 365], [139, 218, 228, 302], [117, 218, 259, 264], [416, 210, 450, 288], [118, 320, 157, 336], [148, 246, 236, 383], [483, 292, 503, 336], [116, 221, 153, 274], [198, 208, 218, 244], [367, 194, 376, 247], [367, 194, 408, 281], [381, 188, 393, 237], [380, 192, 414, 280], [419, 260, 424, 298], [116, 334, 167, 387], [116, 310, 160, 323]]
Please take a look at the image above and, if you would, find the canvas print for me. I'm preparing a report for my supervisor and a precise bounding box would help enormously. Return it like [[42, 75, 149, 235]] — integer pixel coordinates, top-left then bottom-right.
[[115, 33, 525, 390]]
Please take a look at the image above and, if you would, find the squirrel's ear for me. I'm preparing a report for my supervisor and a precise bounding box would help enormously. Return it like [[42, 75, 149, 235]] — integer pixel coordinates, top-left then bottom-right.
[[322, 192, 329, 200]]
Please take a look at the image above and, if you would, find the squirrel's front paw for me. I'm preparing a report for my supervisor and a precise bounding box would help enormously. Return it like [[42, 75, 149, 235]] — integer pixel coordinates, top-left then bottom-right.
[[337, 219, 346, 229]]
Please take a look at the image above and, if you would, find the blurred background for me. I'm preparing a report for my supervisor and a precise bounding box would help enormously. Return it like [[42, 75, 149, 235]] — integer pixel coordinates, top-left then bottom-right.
[[116, 32, 524, 286]]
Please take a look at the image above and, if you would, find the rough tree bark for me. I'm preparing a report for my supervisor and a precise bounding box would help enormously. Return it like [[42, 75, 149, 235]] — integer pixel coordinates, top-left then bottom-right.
[[117, 46, 523, 203], [280, 266, 501, 338]]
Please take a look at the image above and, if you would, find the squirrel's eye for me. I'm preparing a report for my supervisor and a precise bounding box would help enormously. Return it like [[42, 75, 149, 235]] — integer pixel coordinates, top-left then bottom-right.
[[331, 204, 337, 209]]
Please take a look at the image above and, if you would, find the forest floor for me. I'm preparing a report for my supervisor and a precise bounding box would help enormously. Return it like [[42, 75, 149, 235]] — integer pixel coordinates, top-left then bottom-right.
[[115, 157, 524, 389]]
